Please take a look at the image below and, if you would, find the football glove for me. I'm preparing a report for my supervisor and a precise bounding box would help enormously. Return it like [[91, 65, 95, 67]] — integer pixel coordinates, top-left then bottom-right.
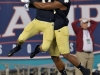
[[24, 3, 29, 11]]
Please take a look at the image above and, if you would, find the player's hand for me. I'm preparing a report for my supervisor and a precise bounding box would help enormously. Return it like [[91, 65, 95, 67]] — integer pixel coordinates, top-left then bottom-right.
[[21, 0, 29, 3]]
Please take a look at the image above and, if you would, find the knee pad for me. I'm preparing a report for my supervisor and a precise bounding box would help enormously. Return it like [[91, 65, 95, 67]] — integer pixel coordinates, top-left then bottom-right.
[[42, 44, 50, 52], [18, 34, 25, 43]]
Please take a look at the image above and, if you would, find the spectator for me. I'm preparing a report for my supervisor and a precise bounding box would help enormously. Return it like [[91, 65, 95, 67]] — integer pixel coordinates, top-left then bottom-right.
[[72, 18, 98, 75]]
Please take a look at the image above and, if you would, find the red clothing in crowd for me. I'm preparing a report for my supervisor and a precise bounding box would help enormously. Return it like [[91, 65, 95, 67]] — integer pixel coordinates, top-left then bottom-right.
[[71, 20, 98, 52]]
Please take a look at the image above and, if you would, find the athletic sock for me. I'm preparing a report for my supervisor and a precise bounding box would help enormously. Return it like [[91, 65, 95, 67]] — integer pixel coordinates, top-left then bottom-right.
[[77, 63, 85, 72], [59, 68, 67, 75], [16, 44, 21, 48]]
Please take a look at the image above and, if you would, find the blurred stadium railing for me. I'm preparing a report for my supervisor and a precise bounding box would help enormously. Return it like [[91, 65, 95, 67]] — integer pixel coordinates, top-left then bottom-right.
[[0, 62, 75, 75]]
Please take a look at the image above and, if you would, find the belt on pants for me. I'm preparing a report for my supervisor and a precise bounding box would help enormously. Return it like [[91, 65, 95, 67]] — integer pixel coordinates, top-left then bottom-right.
[[82, 50, 92, 53]]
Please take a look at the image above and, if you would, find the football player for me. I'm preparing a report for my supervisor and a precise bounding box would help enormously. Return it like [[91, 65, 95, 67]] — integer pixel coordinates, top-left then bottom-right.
[[29, 0, 90, 75]]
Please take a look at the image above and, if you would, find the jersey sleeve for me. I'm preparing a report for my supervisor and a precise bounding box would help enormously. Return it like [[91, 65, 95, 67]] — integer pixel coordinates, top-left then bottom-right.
[[58, 0, 71, 7]]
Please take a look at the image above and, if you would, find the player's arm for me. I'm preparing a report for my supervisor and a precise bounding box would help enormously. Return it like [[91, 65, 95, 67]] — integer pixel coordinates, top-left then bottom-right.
[[32, 1, 66, 10]]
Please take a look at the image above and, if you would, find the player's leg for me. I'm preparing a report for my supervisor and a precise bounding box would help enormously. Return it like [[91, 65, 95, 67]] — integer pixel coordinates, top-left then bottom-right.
[[55, 26, 90, 75], [48, 39, 67, 75], [55, 26, 80, 66], [51, 56, 67, 75], [8, 19, 39, 56], [30, 22, 54, 58], [40, 22, 54, 51]]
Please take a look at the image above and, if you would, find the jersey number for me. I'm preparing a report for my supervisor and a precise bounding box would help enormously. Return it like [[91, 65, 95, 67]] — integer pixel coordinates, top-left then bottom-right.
[[64, 0, 69, 3], [42, 0, 51, 3], [42, 0, 69, 3]]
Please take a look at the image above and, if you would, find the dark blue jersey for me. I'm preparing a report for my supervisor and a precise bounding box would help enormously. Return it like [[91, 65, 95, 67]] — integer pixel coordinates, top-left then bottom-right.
[[36, 8, 54, 22], [54, 0, 71, 30], [30, 0, 55, 22]]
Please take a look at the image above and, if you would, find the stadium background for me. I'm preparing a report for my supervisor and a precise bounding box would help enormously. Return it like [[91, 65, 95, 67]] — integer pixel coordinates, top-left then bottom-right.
[[0, 0, 100, 73]]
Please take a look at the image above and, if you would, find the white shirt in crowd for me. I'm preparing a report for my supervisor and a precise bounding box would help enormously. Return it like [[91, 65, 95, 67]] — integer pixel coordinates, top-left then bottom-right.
[[83, 30, 93, 52]]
